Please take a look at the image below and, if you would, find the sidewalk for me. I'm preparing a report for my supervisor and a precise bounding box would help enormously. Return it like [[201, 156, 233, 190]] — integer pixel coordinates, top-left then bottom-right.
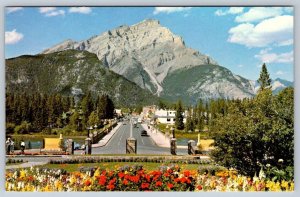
[[141, 124, 170, 148], [141, 124, 188, 149], [92, 122, 122, 148], [6, 161, 48, 169]]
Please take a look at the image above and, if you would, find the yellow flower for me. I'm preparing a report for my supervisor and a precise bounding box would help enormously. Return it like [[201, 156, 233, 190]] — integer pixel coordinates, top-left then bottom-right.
[[94, 168, 100, 177], [289, 182, 294, 191], [19, 169, 26, 179], [55, 180, 63, 191]]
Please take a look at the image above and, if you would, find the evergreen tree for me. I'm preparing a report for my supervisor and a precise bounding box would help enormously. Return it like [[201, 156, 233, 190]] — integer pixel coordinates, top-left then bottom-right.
[[87, 111, 99, 127], [81, 91, 94, 125], [175, 100, 184, 130], [185, 108, 194, 132], [258, 63, 272, 91], [97, 95, 115, 119], [196, 100, 205, 131]]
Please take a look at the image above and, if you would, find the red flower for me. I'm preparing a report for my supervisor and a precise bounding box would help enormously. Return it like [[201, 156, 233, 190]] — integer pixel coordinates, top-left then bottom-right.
[[184, 171, 191, 177], [164, 172, 170, 177], [98, 175, 106, 186], [180, 177, 187, 183], [167, 183, 174, 189], [109, 178, 116, 185], [197, 185, 203, 190], [107, 184, 115, 190], [118, 172, 125, 178], [144, 174, 151, 182], [174, 178, 180, 183], [141, 182, 150, 189], [156, 181, 162, 187], [129, 175, 140, 183], [123, 179, 129, 185]]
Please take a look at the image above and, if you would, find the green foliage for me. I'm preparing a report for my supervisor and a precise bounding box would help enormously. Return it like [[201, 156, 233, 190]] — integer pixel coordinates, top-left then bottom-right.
[[175, 100, 184, 130], [258, 63, 272, 91], [14, 121, 31, 134], [87, 111, 99, 127], [6, 50, 159, 108], [210, 87, 294, 178], [185, 108, 194, 132]]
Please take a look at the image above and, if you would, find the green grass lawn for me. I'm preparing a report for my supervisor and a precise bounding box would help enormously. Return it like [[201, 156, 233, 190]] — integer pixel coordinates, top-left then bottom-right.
[[156, 123, 211, 140], [41, 162, 206, 172]]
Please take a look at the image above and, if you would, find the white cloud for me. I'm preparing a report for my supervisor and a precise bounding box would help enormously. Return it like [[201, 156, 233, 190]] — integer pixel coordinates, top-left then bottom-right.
[[255, 49, 293, 64], [228, 15, 293, 47], [5, 29, 24, 44], [215, 9, 227, 16], [39, 7, 56, 13], [215, 7, 244, 16], [237, 64, 244, 68], [235, 7, 283, 23], [69, 7, 92, 14], [153, 7, 191, 15], [229, 7, 244, 14], [275, 70, 285, 75], [46, 10, 65, 17], [6, 7, 23, 14], [39, 7, 65, 17]]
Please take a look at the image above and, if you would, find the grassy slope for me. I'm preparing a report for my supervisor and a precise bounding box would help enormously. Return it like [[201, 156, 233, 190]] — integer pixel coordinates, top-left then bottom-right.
[[6, 50, 159, 107]]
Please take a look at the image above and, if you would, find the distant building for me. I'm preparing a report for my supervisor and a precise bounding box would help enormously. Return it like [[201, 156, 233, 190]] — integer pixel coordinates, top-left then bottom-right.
[[115, 109, 122, 117], [141, 105, 157, 120], [154, 109, 186, 125]]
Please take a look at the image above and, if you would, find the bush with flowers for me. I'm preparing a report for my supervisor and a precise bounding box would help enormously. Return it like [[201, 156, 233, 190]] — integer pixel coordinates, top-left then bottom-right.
[[5, 164, 294, 192]]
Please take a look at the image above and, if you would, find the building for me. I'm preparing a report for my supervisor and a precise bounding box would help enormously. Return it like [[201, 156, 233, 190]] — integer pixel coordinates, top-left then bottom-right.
[[114, 109, 122, 117], [154, 109, 186, 125], [141, 105, 157, 120]]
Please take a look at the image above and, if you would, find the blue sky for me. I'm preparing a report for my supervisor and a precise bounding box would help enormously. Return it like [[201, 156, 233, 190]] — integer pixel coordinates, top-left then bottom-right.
[[5, 7, 294, 81]]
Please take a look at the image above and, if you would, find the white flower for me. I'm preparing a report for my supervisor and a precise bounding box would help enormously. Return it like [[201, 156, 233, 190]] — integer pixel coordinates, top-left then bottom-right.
[[278, 159, 284, 163], [266, 163, 271, 168], [259, 168, 266, 180]]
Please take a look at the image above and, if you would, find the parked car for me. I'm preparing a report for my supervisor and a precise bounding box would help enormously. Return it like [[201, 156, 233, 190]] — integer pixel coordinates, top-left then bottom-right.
[[141, 130, 147, 136]]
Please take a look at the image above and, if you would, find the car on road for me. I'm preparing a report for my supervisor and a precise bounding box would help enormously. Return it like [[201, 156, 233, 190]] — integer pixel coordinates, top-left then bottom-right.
[[141, 130, 147, 136]]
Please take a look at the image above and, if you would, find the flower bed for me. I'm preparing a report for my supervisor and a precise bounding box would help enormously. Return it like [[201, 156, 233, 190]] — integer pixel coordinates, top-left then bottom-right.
[[5, 165, 293, 192]]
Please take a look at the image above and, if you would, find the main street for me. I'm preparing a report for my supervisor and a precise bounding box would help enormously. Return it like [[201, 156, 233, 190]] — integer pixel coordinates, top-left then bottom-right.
[[92, 120, 188, 155]]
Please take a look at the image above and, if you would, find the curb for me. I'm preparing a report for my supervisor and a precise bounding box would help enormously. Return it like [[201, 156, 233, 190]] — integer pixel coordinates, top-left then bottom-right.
[[92, 123, 122, 148]]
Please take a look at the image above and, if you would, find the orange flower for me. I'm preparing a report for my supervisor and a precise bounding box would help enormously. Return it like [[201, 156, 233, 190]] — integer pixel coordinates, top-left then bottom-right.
[[85, 179, 92, 186], [197, 185, 203, 190]]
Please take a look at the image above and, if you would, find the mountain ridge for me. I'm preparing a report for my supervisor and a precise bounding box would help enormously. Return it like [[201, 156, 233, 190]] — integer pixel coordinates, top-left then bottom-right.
[[40, 19, 292, 104], [6, 50, 159, 107]]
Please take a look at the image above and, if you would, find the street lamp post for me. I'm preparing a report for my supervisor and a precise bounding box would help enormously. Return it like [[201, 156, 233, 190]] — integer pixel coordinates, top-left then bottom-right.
[[170, 127, 176, 155], [87, 126, 93, 137], [126, 117, 137, 154], [171, 127, 175, 138]]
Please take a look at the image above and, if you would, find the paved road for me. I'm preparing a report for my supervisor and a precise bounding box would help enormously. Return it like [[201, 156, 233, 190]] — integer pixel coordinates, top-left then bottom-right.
[[92, 122, 188, 155]]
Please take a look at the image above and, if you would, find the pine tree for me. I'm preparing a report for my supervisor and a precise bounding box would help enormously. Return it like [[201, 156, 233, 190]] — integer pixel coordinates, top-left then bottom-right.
[[196, 100, 205, 131], [185, 108, 194, 132], [258, 63, 272, 91], [175, 100, 184, 130]]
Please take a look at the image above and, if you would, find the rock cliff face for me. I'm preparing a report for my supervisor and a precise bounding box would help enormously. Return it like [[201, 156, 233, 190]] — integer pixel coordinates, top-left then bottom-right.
[[42, 19, 258, 104]]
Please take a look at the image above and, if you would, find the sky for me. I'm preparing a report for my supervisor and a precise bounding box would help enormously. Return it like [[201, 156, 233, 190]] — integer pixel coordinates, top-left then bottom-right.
[[5, 6, 294, 81]]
